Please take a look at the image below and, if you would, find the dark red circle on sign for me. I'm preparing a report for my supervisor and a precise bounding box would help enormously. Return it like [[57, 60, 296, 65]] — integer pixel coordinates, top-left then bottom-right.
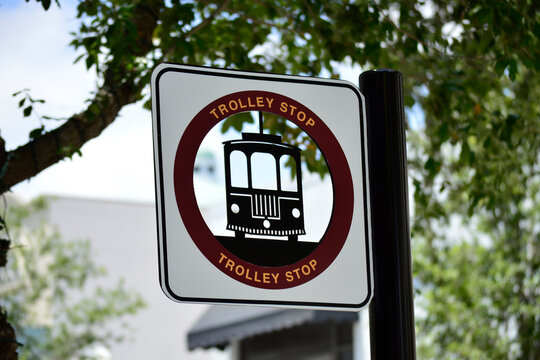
[[174, 91, 354, 289]]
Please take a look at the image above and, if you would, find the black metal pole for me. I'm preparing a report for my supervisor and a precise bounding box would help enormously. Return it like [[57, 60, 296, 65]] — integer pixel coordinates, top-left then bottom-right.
[[359, 70, 416, 360]]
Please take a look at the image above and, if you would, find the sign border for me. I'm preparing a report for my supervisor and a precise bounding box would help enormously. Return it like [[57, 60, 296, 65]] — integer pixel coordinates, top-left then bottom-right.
[[152, 63, 372, 309]]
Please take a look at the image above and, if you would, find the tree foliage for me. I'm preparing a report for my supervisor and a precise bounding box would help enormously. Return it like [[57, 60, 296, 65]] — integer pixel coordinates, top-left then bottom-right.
[[2, 0, 539, 359], [0, 197, 146, 359]]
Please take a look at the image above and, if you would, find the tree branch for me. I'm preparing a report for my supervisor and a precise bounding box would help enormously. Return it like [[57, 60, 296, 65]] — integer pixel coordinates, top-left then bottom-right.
[[0, 310, 17, 360]]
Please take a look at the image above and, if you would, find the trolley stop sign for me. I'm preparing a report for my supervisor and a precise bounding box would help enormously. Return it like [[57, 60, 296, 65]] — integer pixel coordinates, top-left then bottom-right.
[[151, 63, 373, 311]]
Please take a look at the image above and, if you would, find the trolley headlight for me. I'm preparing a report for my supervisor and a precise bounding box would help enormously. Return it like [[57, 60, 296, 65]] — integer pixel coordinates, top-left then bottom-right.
[[231, 203, 240, 214], [292, 208, 301, 218]]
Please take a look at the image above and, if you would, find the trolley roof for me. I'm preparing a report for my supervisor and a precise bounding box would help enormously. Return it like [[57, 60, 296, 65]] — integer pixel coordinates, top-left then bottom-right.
[[223, 132, 300, 151]]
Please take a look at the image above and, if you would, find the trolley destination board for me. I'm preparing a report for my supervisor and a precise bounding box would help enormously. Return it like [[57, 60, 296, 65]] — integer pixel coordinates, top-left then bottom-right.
[[151, 63, 373, 310]]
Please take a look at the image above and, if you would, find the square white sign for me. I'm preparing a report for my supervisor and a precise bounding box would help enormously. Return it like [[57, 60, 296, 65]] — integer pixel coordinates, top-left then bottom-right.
[[151, 63, 373, 310]]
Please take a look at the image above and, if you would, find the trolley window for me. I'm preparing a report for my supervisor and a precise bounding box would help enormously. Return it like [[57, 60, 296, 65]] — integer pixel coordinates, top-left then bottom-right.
[[280, 155, 298, 192], [230, 150, 248, 188], [251, 152, 277, 190]]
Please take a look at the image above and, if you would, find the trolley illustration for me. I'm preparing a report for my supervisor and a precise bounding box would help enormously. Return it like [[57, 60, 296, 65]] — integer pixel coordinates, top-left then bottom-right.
[[223, 113, 306, 242]]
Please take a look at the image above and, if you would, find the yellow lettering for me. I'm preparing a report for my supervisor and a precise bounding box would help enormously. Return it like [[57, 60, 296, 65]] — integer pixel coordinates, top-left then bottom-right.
[[309, 259, 317, 271], [209, 108, 219, 119], [256, 97, 264, 107], [266, 97, 274, 109], [297, 111, 306, 122], [306, 118, 315, 126], [218, 253, 227, 264], [229, 100, 238, 111], [218, 252, 288, 285], [235, 264, 245, 276], [288, 104, 297, 116], [280, 102, 288, 113], [218, 104, 228, 116], [285, 271, 294, 282]]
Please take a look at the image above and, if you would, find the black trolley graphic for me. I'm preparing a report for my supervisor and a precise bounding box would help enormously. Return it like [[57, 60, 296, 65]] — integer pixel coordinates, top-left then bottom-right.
[[223, 112, 306, 242]]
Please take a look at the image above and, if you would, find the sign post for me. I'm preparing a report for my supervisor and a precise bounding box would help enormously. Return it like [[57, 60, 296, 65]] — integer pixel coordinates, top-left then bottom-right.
[[359, 70, 417, 359]]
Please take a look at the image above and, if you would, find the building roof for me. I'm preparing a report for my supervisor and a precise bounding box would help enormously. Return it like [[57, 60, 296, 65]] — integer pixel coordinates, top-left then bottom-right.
[[187, 305, 358, 350]]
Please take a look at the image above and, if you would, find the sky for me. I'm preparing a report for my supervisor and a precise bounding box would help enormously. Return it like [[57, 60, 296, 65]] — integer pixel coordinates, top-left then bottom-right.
[[0, 0, 413, 205]]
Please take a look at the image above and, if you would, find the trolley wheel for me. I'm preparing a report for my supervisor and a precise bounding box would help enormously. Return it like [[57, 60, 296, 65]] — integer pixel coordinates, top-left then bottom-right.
[[288, 235, 298, 242], [235, 231, 245, 240]]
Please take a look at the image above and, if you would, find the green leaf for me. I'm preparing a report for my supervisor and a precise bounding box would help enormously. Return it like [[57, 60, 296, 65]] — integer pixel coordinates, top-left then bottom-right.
[[404, 94, 415, 108], [73, 53, 85, 64], [19, 98, 26, 108], [23, 105, 33, 117], [424, 157, 441, 178], [508, 59, 518, 81], [459, 142, 475, 166], [29, 126, 45, 140], [41, 0, 51, 11], [436, 122, 450, 144], [42, 115, 64, 121], [85, 55, 94, 70], [482, 135, 492, 149], [494, 59, 508, 77]]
